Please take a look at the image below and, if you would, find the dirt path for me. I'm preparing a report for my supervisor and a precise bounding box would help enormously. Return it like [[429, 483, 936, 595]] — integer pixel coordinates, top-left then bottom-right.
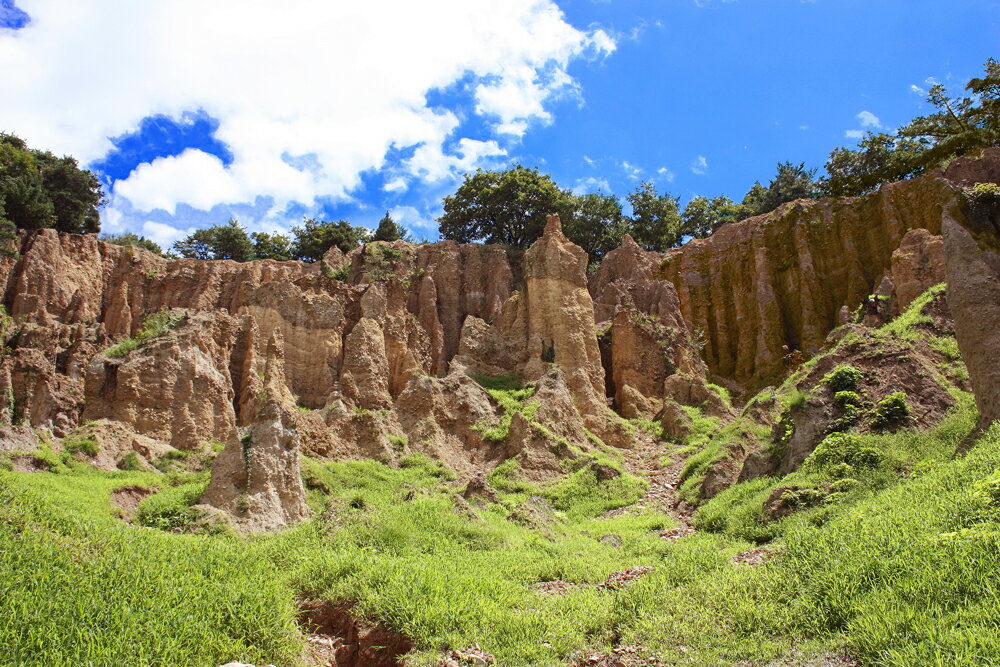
[[615, 434, 696, 538]]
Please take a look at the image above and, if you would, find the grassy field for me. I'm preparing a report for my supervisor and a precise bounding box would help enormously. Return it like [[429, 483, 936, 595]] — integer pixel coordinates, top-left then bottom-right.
[[3, 303, 1000, 665]]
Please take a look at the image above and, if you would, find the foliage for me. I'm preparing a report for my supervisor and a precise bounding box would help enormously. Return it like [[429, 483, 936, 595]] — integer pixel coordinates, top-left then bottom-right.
[[63, 437, 99, 457], [626, 181, 684, 251], [173, 218, 255, 261], [250, 231, 294, 261], [871, 391, 910, 431], [739, 161, 818, 219], [105, 309, 185, 358], [101, 232, 164, 256], [0, 132, 104, 234], [819, 58, 1000, 196], [680, 195, 741, 238], [438, 165, 573, 249], [291, 217, 371, 262], [470, 374, 538, 442], [563, 191, 627, 262], [373, 211, 409, 242], [822, 364, 863, 393]]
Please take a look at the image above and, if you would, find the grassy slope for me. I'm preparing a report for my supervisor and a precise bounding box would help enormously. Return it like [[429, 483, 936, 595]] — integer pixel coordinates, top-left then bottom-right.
[[2, 287, 999, 665]]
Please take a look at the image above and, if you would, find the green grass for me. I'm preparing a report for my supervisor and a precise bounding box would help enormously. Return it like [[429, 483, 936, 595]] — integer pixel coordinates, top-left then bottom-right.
[[5, 409, 1000, 665], [105, 309, 186, 358], [470, 374, 538, 442], [63, 436, 99, 456]]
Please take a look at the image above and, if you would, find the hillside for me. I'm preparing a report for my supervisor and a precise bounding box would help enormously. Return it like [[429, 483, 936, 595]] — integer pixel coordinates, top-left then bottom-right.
[[1, 150, 1000, 666]]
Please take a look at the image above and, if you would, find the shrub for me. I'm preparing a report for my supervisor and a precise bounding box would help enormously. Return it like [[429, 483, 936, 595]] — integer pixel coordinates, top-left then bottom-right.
[[806, 432, 882, 469], [63, 436, 99, 456], [834, 390, 862, 409], [105, 309, 185, 358], [822, 364, 863, 393], [120, 452, 142, 471], [871, 391, 910, 431]]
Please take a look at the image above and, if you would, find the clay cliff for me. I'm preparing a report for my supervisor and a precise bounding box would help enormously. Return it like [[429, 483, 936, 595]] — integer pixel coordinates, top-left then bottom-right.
[[2, 149, 1000, 529]]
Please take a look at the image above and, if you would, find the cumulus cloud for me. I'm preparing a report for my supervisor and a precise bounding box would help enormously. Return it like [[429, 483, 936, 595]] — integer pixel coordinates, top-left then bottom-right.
[[690, 155, 708, 175], [621, 160, 643, 180], [844, 130, 865, 139], [656, 166, 675, 182], [856, 110, 882, 128], [0, 0, 614, 223], [571, 176, 611, 195]]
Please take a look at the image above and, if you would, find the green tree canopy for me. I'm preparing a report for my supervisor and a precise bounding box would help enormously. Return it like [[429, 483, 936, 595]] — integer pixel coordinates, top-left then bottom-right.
[[372, 211, 409, 242], [0, 133, 104, 234], [681, 195, 741, 239], [251, 231, 293, 261], [818, 59, 1000, 197], [172, 218, 255, 261], [626, 181, 683, 251], [562, 191, 626, 263], [101, 232, 164, 256], [438, 165, 573, 248], [291, 218, 370, 262]]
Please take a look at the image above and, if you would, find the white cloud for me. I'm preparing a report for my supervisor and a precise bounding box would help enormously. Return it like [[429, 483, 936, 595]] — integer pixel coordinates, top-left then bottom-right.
[[856, 110, 882, 128], [0, 0, 614, 221], [621, 160, 643, 180], [910, 84, 926, 96], [405, 138, 506, 182], [571, 176, 611, 195], [389, 205, 439, 237], [656, 166, 675, 182], [583, 155, 596, 167], [383, 178, 408, 193], [844, 130, 865, 139], [690, 155, 708, 175], [141, 220, 192, 248]]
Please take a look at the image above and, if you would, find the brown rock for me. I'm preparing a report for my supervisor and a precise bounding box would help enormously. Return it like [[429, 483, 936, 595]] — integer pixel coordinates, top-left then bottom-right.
[[944, 187, 1000, 430], [890, 229, 946, 313], [200, 333, 311, 531]]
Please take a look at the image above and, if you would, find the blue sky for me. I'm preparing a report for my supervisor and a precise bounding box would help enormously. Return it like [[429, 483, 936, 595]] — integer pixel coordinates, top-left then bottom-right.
[[0, 0, 996, 248]]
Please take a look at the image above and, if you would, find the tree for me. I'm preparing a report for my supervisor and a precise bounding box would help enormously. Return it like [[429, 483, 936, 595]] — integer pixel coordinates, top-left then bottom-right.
[[291, 217, 370, 262], [173, 218, 255, 261], [901, 58, 1000, 170], [372, 211, 408, 242], [0, 133, 104, 233], [34, 151, 104, 233], [563, 191, 626, 263], [251, 231, 293, 261], [738, 162, 818, 219], [626, 181, 683, 251], [818, 132, 927, 197], [681, 195, 741, 238], [438, 165, 573, 249], [101, 232, 164, 256]]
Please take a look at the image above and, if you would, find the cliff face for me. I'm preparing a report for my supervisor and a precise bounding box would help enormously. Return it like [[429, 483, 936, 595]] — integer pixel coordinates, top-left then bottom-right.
[[4, 150, 1000, 529], [658, 172, 960, 390]]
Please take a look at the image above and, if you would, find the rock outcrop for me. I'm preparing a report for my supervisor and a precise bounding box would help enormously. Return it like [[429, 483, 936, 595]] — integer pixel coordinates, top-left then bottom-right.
[[200, 333, 311, 531], [943, 183, 1000, 430], [658, 172, 961, 391]]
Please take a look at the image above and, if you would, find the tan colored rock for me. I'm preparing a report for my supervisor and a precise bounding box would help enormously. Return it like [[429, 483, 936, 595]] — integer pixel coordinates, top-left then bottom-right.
[[200, 333, 311, 531], [943, 190, 1000, 430], [659, 171, 962, 390], [82, 311, 250, 450], [891, 228, 945, 313]]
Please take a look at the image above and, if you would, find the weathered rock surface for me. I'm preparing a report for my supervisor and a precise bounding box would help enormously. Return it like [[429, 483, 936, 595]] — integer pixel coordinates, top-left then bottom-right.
[[944, 183, 1000, 430], [200, 333, 311, 531], [890, 228, 945, 313], [658, 171, 962, 391]]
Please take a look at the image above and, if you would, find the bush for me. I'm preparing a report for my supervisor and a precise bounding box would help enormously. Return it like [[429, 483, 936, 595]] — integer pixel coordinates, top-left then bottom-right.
[[806, 432, 882, 469], [834, 390, 862, 409], [822, 364, 863, 393], [871, 391, 910, 431], [63, 436, 99, 457], [106, 309, 185, 358]]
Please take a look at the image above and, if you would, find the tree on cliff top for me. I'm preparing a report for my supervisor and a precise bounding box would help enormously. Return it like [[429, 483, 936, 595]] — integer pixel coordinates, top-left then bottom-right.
[[372, 211, 409, 242], [0, 133, 104, 234], [173, 218, 256, 261], [290, 217, 371, 261], [438, 165, 573, 249]]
